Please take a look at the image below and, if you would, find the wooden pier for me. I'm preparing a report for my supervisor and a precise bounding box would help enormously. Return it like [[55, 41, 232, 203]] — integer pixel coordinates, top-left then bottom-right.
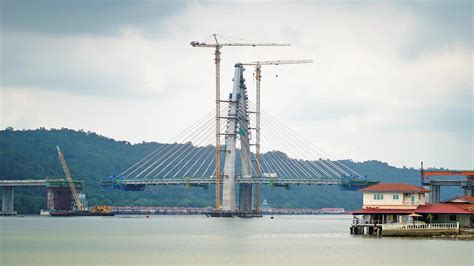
[[350, 223, 382, 235]]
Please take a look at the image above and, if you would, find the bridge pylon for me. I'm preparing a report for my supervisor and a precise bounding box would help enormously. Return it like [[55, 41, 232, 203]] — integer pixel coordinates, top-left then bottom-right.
[[218, 63, 258, 216]]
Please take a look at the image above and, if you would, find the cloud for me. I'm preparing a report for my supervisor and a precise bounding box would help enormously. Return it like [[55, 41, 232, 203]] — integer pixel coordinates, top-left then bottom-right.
[[0, 1, 472, 169], [0, 0, 187, 36], [396, 0, 472, 58], [2, 28, 172, 97]]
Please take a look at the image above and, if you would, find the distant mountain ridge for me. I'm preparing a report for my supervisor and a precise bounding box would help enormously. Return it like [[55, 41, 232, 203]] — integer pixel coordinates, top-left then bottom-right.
[[0, 128, 460, 214]]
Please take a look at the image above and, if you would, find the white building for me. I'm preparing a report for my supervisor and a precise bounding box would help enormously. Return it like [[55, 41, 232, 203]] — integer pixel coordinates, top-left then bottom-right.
[[352, 183, 474, 227]]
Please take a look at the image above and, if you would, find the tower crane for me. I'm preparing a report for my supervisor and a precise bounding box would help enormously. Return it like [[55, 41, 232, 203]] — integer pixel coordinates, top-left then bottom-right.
[[241, 59, 314, 212], [56, 146, 84, 212], [190, 34, 290, 210]]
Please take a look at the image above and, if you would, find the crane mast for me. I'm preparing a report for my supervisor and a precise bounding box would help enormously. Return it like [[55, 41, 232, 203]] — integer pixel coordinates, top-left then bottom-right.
[[190, 34, 290, 210], [242, 59, 314, 212], [56, 146, 84, 212]]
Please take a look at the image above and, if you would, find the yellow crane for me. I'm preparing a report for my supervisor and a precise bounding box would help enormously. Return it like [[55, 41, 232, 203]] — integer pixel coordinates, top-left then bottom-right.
[[56, 146, 84, 212], [241, 59, 314, 212], [190, 34, 290, 210]]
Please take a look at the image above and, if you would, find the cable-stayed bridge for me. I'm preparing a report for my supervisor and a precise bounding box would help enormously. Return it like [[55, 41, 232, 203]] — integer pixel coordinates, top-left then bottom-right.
[[102, 62, 378, 217]]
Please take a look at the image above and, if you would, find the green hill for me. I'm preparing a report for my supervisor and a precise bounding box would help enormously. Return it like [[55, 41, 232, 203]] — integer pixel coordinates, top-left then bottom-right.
[[0, 128, 456, 214]]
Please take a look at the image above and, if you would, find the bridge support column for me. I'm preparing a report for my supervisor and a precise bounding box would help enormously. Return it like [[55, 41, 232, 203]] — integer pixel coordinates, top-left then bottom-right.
[[463, 186, 473, 197], [47, 187, 73, 211], [1, 187, 17, 216], [221, 65, 245, 212], [430, 185, 440, 204], [239, 184, 253, 213], [423, 185, 431, 203]]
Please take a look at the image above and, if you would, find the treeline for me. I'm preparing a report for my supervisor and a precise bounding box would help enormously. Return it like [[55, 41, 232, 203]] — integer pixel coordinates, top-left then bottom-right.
[[0, 128, 456, 214]]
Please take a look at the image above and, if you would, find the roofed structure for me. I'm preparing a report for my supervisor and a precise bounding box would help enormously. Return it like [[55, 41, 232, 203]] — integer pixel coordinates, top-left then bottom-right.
[[360, 183, 430, 193], [351, 208, 416, 215], [442, 195, 474, 204], [416, 204, 474, 214]]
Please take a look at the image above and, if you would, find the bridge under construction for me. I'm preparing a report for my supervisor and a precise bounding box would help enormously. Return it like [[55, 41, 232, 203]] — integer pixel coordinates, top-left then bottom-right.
[[0, 179, 82, 215], [420, 163, 474, 203], [101, 35, 378, 217], [2, 35, 471, 217]]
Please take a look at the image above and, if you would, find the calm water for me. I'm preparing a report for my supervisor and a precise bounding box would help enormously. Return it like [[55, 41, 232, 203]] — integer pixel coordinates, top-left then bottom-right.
[[0, 215, 473, 265]]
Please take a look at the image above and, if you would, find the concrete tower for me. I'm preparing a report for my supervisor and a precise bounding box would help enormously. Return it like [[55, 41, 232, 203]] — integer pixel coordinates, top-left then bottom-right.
[[221, 64, 252, 212]]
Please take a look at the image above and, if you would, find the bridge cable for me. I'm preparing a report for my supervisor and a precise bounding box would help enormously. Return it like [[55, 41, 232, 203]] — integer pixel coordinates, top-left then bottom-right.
[[118, 108, 216, 177], [257, 105, 362, 177], [251, 102, 358, 178], [170, 122, 227, 178], [132, 113, 216, 178], [250, 112, 330, 178], [143, 115, 217, 178], [157, 119, 219, 178]]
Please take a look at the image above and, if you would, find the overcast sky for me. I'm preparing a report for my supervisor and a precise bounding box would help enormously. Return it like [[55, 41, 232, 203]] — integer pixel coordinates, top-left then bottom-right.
[[0, 0, 472, 169]]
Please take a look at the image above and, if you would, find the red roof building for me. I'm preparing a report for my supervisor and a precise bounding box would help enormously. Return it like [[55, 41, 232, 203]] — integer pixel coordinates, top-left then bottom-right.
[[360, 183, 430, 193], [352, 208, 416, 215], [352, 183, 474, 227], [360, 183, 430, 211]]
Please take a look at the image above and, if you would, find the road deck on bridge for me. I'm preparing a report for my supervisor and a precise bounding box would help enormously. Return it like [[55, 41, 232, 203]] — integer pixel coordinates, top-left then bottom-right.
[[0, 179, 82, 187], [101, 177, 378, 191]]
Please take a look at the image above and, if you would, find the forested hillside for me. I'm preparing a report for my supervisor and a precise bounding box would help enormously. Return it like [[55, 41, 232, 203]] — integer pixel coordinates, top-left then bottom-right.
[[0, 128, 457, 214]]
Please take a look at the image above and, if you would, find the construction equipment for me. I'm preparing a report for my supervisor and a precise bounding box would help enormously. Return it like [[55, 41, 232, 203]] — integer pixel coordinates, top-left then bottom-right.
[[91, 205, 113, 215], [56, 146, 84, 212], [190, 34, 290, 210], [241, 59, 314, 212], [53, 147, 114, 216]]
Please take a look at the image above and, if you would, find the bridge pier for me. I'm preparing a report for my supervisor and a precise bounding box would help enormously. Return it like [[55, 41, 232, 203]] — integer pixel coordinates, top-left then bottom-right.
[[429, 185, 441, 204], [463, 186, 473, 197], [239, 184, 253, 213], [47, 187, 73, 211], [1, 187, 17, 216], [0, 179, 82, 215]]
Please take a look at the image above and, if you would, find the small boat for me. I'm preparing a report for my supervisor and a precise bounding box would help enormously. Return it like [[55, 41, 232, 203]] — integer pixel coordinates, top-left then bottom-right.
[[40, 209, 50, 216]]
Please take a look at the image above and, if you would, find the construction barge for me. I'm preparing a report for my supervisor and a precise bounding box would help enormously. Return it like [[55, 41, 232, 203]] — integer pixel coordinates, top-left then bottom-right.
[[205, 210, 263, 218], [48, 147, 115, 217], [49, 206, 115, 217], [49, 210, 115, 217]]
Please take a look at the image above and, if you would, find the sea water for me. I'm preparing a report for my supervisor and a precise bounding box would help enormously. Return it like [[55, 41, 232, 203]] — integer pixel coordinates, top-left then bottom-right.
[[1, 215, 472, 265]]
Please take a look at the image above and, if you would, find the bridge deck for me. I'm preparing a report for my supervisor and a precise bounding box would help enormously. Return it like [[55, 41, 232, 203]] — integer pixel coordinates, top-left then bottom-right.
[[101, 177, 378, 191], [0, 179, 82, 187], [425, 180, 473, 186], [107, 178, 344, 186]]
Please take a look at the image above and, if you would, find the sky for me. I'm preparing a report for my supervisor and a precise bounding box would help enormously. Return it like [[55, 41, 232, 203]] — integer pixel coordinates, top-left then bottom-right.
[[0, 0, 472, 169]]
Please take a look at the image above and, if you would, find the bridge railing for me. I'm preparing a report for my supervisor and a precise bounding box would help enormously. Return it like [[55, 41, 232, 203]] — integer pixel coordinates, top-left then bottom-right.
[[382, 222, 459, 231], [0, 179, 47, 184]]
